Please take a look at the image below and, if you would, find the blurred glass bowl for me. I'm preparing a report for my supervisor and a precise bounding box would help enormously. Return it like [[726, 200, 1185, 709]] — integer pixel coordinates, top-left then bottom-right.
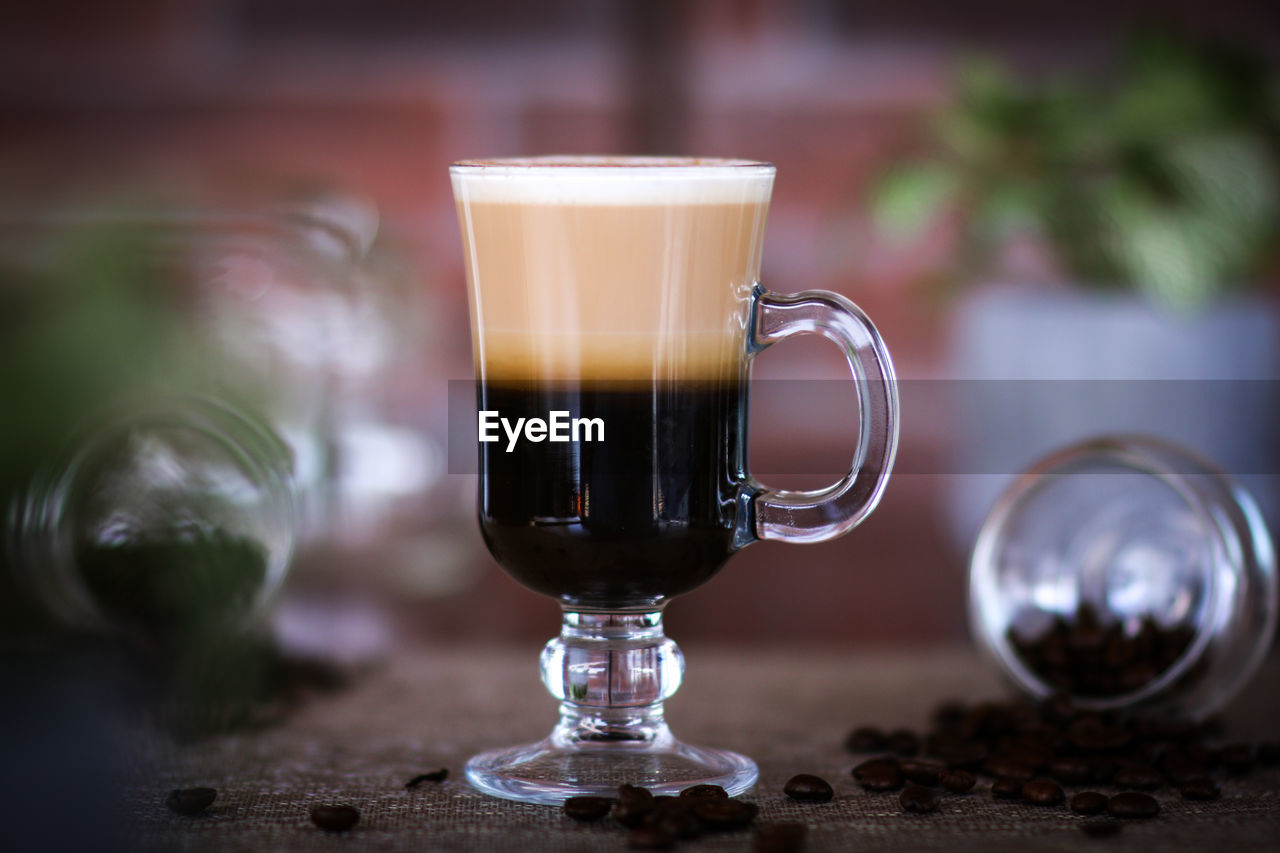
[[12, 396, 295, 640], [970, 435, 1276, 718]]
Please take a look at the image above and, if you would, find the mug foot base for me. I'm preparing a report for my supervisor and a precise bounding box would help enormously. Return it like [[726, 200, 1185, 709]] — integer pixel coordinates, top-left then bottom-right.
[[465, 738, 757, 805]]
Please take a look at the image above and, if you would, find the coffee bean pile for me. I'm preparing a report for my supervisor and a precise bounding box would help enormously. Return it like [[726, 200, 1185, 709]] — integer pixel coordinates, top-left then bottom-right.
[[562, 784, 799, 851], [1009, 603, 1195, 697], [844, 691, 1279, 834]]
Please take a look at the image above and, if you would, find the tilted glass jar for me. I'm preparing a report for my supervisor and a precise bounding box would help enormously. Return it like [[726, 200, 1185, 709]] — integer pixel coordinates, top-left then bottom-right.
[[11, 396, 295, 640], [969, 435, 1276, 719]]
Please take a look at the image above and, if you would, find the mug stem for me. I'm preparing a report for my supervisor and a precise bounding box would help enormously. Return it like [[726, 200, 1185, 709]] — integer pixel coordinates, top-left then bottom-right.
[[464, 607, 757, 804], [543, 609, 681, 748]]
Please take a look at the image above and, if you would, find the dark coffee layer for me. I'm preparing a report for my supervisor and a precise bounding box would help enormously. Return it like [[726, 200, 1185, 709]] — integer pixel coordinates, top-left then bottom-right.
[[477, 379, 748, 606]]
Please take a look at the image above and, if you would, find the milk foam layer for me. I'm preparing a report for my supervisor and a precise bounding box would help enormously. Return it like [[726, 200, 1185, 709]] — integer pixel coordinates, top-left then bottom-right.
[[451, 156, 775, 206], [455, 157, 774, 381]]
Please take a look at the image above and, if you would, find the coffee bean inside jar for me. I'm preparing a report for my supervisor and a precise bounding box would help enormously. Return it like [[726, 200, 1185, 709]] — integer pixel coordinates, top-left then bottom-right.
[[1007, 603, 1197, 698], [970, 437, 1277, 720]]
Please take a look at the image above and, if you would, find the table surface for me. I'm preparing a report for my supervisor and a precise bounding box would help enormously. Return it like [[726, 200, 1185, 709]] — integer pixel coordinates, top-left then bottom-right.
[[127, 646, 1280, 852]]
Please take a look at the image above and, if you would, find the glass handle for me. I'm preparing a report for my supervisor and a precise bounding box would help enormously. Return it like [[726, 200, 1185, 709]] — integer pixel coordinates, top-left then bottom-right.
[[745, 285, 900, 543]]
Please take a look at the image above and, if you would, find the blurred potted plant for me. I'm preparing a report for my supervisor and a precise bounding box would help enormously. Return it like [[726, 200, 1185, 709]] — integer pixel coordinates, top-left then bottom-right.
[[870, 31, 1280, 541]]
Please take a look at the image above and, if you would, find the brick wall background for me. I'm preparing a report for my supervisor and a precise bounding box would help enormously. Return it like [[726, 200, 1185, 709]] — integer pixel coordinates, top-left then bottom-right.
[[3, 0, 1277, 647]]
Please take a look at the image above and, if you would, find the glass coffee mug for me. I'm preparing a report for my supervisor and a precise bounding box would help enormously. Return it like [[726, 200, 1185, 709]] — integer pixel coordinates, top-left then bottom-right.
[[451, 156, 898, 803]]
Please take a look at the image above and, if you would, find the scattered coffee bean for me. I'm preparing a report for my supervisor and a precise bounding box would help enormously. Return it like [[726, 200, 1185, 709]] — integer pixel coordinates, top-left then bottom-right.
[[620, 784, 655, 801], [783, 774, 833, 803], [940, 770, 976, 794], [939, 742, 988, 770], [1180, 778, 1221, 801], [405, 768, 448, 788], [753, 822, 807, 853], [1005, 741, 1054, 768], [1080, 821, 1123, 838], [1113, 763, 1163, 790], [957, 701, 1016, 739], [1069, 720, 1133, 752], [680, 784, 728, 800], [627, 827, 676, 850], [899, 759, 945, 787], [845, 726, 886, 753], [886, 729, 920, 756], [1039, 692, 1077, 724], [991, 776, 1024, 799], [564, 796, 614, 822], [660, 813, 702, 841], [1020, 778, 1064, 806], [1107, 792, 1159, 819], [1070, 791, 1108, 815], [614, 785, 656, 828], [691, 797, 757, 831], [166, 787, 216, 816], [1185, 744, 1221, 769], [899, 784, 940, 814], [982, 758, 1035, 782], [645, 799, 701, 839], [1220, 743, 1255, 775], [852, 756, 898, 778], [1161, 751, 1208, 785], [857, 764, 904, 792], [1048, 757, 1092, 785], [310, 804, 360, 832]]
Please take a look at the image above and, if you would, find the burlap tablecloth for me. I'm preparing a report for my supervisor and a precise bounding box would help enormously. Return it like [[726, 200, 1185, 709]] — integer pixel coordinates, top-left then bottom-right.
[[126, 646, 1280, 852]]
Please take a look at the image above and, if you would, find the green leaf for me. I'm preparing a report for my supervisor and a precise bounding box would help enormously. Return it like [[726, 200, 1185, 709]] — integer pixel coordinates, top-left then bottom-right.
[[870, 36, 1280, 301], [1166, 132, 1277, 229], [956, 55, 1021, 114], [972, 182, 1046, 243], [1106, 204, 1232, 309], [869, 164, 962, 244], [1111, 33, 1221, 141]]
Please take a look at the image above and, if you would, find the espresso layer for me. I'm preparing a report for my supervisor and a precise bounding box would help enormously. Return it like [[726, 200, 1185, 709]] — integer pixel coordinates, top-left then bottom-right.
[[458, 199, 769, 381], [477, 379, 747, 606]]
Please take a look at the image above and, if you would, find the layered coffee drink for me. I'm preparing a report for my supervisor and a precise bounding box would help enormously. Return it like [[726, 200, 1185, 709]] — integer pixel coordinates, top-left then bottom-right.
[[452, 157, 774, 606], [453, 156, 896, 804]]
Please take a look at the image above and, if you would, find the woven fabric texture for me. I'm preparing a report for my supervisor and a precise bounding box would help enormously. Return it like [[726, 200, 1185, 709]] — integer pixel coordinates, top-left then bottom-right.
[[127, 647, 1280, 852]]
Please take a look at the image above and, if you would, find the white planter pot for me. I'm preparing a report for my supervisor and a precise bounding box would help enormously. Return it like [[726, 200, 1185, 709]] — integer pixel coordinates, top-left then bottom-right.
[[944, 284, 1280, 548]]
